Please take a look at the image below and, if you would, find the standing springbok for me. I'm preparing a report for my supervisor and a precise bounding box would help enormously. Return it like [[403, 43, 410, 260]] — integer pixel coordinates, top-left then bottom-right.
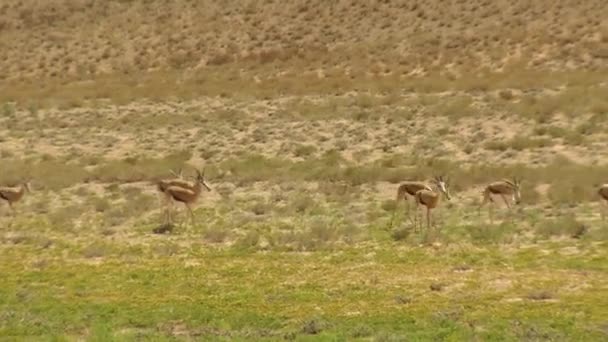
[[163, 168, 212, 225], [478, 178, 522, 222], [597, 184, 608, 220], [156, 168, 188, 194], [414, 176, 452, 230], [389, 180, 433, 227], [0, 182, 31, 215]]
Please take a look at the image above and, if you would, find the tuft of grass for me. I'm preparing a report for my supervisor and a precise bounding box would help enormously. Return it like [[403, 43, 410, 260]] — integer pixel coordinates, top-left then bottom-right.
[[293, 144, 317, 158], [535, 216, 587, 239], [526, 290, 555, 301], [391, 227, 411, 241], [203, 226, 230, 244]]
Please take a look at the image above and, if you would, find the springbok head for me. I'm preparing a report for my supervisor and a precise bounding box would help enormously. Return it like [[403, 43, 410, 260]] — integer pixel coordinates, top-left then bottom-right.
[[195, 168, 212, 191], [433, 175, 451, 201]]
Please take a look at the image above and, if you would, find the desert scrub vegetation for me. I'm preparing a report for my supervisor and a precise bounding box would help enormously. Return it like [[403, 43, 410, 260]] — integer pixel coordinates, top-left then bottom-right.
[[1, 0, 608, 338]]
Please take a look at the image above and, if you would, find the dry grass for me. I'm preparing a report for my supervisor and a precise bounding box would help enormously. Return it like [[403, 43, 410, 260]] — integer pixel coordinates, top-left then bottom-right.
[[1, 1, 608, 339]]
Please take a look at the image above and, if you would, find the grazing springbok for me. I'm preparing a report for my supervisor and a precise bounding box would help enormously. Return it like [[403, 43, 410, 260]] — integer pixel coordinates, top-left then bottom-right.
[[163, 168, 212, 225], [478, 178, 522, 222], [414, 176, 452, 230], [0, 182, 31, 215], [597, 184, 608, 220], [389, 180, 433, 228]]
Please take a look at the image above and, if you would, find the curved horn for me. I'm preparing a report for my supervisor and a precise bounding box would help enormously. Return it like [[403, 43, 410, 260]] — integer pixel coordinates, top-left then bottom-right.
[[170, 168, 182, 178]]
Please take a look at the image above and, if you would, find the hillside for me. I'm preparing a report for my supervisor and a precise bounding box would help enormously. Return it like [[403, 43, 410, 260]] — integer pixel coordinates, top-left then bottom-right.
[[1, 0, 607, 104]]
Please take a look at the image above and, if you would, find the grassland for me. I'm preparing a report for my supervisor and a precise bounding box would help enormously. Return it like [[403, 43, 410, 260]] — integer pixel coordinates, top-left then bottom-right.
[[1, 0, 608, 340]]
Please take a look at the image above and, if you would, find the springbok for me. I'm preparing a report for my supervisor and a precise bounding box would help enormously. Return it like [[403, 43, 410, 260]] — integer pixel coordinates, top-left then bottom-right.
[[389, 181, 433, 228], [156, 168, 188, 194], [597, 184, 608, 220], [414, 176, 451, 230], [0, 182, 31, 215], [163, 168, 212, 225], [478, 178, 522, 222]]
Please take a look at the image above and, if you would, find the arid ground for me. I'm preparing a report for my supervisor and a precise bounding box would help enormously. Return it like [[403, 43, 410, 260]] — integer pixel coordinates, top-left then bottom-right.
[[1, 0, 608, 340]]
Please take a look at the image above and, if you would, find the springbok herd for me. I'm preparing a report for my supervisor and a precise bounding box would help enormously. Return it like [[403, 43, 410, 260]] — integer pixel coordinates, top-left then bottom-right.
[[1, 167, 608, 229]]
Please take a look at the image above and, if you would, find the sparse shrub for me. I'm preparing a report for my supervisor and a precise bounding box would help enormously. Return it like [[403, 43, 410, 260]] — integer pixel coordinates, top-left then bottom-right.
[[27, 102, 39, 118], [535, 216, 586, 239], [102, 207, 128, 227], [391, 227, 411, 241], [521, 188, 541, 205], [341, 166, 378, 186], [2, 102, 15, 117], [0, 149, 12, 158], [249, 199, 271, 216], [301, 318, 326, 335], [335, 139, 348, 151], [81, 242, 111, 258], [484, 140, 509, 152], [122, 193, 156, 216], [563, 131, 584, 146], [293, 144, 317, 158], [381, 199, 397, 212], [526, 290, 554, 301], [508, 135, 554, 151], [30, 159, 89, 190], [350, 325, 373, 338], [200, 147, 219, 160], [463, 144, 474, 155], [91, 197, 111, 213], [467, 222, 518, 244], [48, 205, 81, 229], [203, 227, 229, 244], [290, 194, 315, 214], [498, 89, 514, 100], [352, 94, 377, 109], [308, 218, 337, 243], [547, 184, 590, 206], [433, 95, 476, 119], [152, 242, 179, 256], [232, 230, 260, 250]]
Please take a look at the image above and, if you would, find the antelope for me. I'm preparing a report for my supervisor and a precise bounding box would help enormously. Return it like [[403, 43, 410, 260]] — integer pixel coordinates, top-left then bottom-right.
[[156, 168, 188, 194], [163, 168, 212, 225], [0, 182, 31, 215], [478, 178, 522, 222], [597, 184, 608, 220], [414, 176, 451, 230], [389, 180, 433, 228]]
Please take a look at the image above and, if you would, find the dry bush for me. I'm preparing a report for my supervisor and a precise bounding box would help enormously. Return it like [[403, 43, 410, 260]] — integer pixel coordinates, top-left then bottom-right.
[[535, 216, 586, 239]]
